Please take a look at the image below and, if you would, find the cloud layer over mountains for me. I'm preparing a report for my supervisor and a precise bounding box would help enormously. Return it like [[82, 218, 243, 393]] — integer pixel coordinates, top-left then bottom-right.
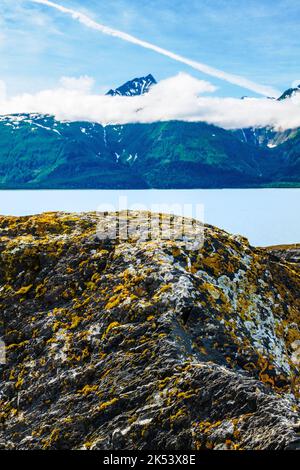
[[0, 73, 300, 130]]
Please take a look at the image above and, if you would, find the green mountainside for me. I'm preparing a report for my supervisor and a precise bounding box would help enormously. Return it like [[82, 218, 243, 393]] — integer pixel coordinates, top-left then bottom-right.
[[1, 114, 298, 189], [0, 75, 299, 189]]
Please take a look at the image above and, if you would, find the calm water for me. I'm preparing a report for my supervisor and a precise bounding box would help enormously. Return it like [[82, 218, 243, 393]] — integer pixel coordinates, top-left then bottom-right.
[[1, 189, 299, 247]]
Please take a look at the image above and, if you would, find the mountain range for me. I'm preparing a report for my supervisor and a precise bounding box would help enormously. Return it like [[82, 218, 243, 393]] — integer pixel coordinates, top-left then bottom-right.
[[0, 75, 299, 189]]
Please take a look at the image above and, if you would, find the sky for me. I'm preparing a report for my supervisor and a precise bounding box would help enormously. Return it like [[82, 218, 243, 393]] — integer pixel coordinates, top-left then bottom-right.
[[1, 0, 300, 98]]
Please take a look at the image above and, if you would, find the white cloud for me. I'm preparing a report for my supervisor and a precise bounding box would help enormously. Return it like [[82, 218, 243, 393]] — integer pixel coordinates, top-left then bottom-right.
[[59, 75, 95, 92], [291, 79, 300, 88], [0, 81, 7, 101], [0, 31, 5, 46], [0, 73, 300, 131]]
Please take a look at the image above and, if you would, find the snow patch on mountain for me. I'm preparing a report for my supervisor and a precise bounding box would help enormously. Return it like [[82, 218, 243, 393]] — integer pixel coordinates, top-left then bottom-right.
[[106, 74, 157, 97]]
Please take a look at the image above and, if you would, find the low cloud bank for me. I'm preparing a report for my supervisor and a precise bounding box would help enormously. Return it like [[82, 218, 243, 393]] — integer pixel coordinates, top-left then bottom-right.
[[0, 73, 300, 130]]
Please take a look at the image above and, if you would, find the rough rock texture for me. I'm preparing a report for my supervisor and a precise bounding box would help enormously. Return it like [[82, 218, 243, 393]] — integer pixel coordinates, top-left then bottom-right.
[[266, 244, 300, 268], [0, 212, 300, 450]]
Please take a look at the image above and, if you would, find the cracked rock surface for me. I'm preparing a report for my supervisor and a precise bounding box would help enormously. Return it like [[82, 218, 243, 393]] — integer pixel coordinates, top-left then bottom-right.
[[0, 211, 299, 450], [266, 244, 300, 268]]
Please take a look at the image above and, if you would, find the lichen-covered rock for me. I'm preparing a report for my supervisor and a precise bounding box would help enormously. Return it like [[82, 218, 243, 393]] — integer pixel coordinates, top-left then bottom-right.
[[0, 212, 299, 450], [266, 244, 300, 268]]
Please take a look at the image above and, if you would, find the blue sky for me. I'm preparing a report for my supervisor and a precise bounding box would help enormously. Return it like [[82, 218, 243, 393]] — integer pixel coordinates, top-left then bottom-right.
[[1, 0, 300, 97]]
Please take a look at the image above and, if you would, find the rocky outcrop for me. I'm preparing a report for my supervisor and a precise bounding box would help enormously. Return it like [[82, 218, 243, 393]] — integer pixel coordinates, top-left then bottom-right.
[[266, 244, 300, 268], [0, 212, 300, 450]]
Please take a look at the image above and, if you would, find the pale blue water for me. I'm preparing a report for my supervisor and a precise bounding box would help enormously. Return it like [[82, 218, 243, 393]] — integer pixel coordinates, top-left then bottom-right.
[[1, 189, 299, 247]]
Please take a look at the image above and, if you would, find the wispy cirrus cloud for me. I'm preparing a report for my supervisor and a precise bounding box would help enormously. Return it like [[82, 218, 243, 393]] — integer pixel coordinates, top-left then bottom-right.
[[0, 73, 299, 130]]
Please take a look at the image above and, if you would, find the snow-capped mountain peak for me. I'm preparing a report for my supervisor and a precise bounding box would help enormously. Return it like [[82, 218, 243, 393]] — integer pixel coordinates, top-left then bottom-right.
[[106, 74, 157, 97], [278, 84, 300, 101]]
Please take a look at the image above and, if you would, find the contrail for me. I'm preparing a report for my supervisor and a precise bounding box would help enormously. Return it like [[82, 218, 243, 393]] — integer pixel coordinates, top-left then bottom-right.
[[30, 0, 280, 97]]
